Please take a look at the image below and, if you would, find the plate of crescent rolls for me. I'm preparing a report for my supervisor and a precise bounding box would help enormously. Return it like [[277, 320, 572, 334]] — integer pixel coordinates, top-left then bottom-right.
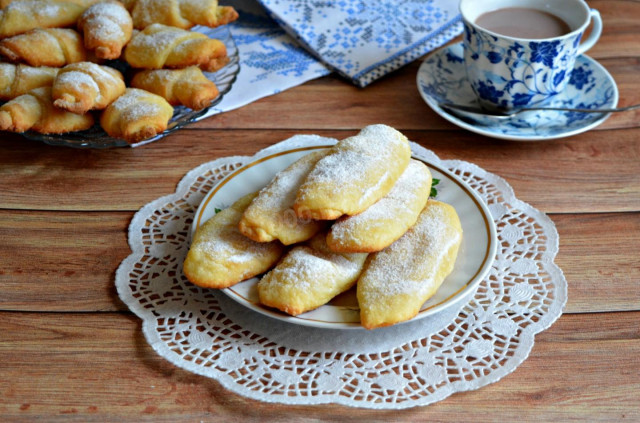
[[183, 125, 498, 330], [0, 0, 240, 147]]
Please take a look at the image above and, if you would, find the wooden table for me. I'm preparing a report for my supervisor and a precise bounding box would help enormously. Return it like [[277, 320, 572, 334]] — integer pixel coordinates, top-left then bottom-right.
[[1, 1, 638, 421]]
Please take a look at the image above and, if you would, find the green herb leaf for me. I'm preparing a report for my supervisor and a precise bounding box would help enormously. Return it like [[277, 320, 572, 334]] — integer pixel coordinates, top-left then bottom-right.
[[430, 178, 440, 198], [214, 208, 222, 214]]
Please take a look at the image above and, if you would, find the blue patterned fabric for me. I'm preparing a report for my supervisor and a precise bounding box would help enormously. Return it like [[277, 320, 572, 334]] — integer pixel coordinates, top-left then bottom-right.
[[201, 0, 331, 119], [256, 0, 462, 87], [201, 0, 462, 120]]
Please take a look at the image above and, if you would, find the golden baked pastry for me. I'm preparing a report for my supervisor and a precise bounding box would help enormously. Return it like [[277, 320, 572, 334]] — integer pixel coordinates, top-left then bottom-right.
[[294, 124, 411, 220], [327, 159, 432, 253], [77, 1, 133, 60], [357, 200, 463, 330], [0, 28, 86, 67], [0, 0, 103, 6], [257, 232, 368, 316], [0, 63, 58, 100], [130, 66, 219, 110], [123, 23, 228, 72], [239, 150, 329, 245], [52, 62, 126, 114], [0, 0, 85, 39], [122, 0, 238, 30], [99, 88, 174, 143], [183, 193, 285, 289], [0, 86, 94, 134]]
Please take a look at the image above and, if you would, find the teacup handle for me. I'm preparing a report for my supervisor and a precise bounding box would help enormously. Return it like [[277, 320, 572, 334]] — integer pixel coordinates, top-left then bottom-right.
[[577, 9, 602, 55]]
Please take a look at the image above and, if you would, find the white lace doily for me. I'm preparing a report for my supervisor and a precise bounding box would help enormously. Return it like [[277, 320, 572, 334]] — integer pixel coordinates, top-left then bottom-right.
[[116, 135, 567, 409]]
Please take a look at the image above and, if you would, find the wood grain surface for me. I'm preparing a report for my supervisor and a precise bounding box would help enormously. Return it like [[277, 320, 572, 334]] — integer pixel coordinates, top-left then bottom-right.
[[0, 0, 638, 421]]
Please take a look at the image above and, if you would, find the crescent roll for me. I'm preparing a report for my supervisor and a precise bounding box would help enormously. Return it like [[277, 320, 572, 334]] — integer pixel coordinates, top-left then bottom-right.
[[257, 232, 368, 316], [238, 150, 329, 245], [0, 0, 104, 6], [122, 0, 238, 30], [0, 63, 59, 101], [99, 88, 174, 143], [52, 62, 126, 114], [327, 160, 432, 253], [0, 0, 85, 39], [123, 23, 228, 72], [357, 200, 463, 330], [77, 1, 133, 60], [0, 28, 86, 67], [183, 193, 285, 289], [130, 66, 218, 110], [0, 86, 94, 134], [294, 124, 411, 220]]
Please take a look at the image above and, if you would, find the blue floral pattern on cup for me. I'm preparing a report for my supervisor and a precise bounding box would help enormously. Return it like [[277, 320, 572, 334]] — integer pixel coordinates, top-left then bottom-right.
[[463, 23, 584, 110], [417, 43, 617, 140]]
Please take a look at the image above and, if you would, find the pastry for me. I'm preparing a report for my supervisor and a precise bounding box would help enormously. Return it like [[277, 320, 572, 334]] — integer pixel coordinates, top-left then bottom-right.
[[0, 0, 85, 39], [327, 159, 432, 253], [0, 86, 94, 133], [294, 124, 411, 220], [257, 231, 368, 316], [0, 63, 59, 100], [122, 0, 238, 30], [52, 62, 126, 114], [357, 200, 463, 330], [123, 23, 228, 72], [0, 28, 86, 67], [0, 0, 103, 6], [130, 66, 218, 110], [239, 150, 329, 245], [77, 1, 133, 60], [183, 193, 285, 289], [99, 87, 174, 143]]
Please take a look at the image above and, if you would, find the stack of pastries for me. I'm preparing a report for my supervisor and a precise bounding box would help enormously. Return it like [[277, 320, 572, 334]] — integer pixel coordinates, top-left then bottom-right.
[[0, 0, 237, 143], [183, 124, 464, 329]]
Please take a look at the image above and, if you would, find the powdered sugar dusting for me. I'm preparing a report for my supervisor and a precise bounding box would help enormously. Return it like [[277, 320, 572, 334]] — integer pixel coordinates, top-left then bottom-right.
[[89, 2, 130, 25], [110, 88, 165, 121], [57, 70, 100, 95], [82, 2, 131, 41], [330, 160, 431, 244], [129, 24, 195, 63], [199, 229, 272, 265], [259, 234, 368, 309], [360, 202, 462, 300], [256, 151, 326, 211], [297, 124, 409, 214], [244, 150, 327, 242]]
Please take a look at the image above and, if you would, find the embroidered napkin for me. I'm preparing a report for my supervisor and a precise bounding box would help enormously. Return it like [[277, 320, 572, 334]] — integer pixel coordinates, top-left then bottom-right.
[[201, 0, 463, 120], [200, 0, 330, 119], [256, 0, 463, 87]]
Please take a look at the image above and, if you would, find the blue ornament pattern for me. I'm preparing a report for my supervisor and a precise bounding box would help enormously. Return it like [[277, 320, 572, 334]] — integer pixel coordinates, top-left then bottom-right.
[[418, 43, 618, 140], [463, 23, 584, 110], [205, 0, 330, 117], [256, 0, 462, 86]]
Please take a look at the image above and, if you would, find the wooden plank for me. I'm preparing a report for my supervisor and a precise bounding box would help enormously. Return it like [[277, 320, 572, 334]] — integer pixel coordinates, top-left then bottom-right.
[[0, 129, 639, 213], [0, 311, 637, 422], [589, 0, 640, 59], [1, 211, 638, 314], [193, 57, 640, 132]]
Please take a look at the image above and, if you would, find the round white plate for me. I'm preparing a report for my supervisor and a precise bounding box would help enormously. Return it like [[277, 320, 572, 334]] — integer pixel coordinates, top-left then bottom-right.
[[193, 145, 497, 329], [417, 42, 618, 141]]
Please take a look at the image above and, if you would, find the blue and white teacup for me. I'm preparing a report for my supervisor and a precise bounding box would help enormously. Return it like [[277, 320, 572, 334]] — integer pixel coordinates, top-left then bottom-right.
[[460, 0, 602, 111]]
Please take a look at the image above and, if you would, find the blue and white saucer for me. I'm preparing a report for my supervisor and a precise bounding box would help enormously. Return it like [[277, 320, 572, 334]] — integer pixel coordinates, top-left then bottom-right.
[[417, 42, 618, 141]]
